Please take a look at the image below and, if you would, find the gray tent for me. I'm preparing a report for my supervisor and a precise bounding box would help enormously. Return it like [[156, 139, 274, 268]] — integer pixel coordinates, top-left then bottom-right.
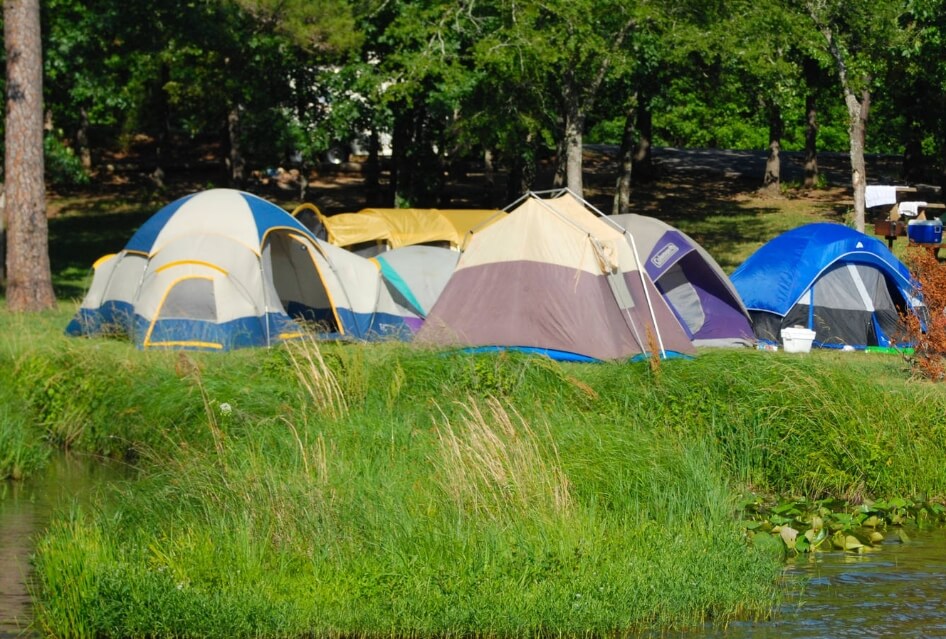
[[374, 245, 460, 333]]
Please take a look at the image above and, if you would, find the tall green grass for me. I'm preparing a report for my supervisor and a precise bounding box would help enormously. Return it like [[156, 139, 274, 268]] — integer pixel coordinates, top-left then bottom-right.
[[13, 333, 946, 637]]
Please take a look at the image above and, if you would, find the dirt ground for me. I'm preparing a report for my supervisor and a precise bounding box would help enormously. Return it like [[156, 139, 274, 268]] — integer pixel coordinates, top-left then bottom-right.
[[291, 146, 933, 223], [47, 143, 942, 300], [56, 141, 936, 232]]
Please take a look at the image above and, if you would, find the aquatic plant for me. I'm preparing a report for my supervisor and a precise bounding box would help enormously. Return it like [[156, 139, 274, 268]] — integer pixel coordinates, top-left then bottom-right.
[[739, 493, 946, 555]]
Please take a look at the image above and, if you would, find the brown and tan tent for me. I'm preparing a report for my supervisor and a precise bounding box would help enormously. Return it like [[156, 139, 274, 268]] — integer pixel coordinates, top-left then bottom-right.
[[416, 191, 696, 361]]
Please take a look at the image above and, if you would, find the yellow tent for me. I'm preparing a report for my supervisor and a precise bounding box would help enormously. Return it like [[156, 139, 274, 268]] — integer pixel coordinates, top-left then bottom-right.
[[292, 204, 503, 252]]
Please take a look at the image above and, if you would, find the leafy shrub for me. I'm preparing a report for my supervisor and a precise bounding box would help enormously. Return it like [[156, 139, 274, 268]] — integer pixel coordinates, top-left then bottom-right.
[[45, 134, 90, 187]]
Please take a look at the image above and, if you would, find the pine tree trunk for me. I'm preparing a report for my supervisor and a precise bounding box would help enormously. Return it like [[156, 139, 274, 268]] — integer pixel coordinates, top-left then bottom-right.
[[4, 0, 56, 311], [506, 139, 535, 202]]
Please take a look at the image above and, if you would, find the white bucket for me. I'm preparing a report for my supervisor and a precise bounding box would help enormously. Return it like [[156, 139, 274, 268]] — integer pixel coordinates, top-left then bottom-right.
[[781, 326, 816, 353]]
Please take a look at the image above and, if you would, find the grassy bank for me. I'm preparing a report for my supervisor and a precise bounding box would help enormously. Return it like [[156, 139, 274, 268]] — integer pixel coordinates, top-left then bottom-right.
[[4, 317, 946, 636], [3, 172, 939, 636]]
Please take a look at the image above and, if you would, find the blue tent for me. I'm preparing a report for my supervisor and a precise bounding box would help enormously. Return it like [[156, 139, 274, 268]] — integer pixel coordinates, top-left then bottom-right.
[[730, 223, 924, 350]]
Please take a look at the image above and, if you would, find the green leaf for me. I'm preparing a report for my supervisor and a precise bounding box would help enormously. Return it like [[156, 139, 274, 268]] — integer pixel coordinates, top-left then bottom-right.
[[779, 525, 799, 551]]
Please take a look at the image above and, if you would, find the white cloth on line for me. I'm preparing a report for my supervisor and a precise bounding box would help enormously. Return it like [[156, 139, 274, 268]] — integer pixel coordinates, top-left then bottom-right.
[[865, 185, 898, 208], [898, 201, 927, 217]]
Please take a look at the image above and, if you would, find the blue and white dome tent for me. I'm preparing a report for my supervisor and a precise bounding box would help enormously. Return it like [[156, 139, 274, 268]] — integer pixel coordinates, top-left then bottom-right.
[[730, 222, 926, 350], [66, 189, 410, 350]]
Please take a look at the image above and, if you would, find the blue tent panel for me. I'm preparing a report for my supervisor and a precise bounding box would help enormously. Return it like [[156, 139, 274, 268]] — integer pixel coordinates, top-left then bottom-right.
[[731, 223, 921, 349], [731, 223, 916, 316]]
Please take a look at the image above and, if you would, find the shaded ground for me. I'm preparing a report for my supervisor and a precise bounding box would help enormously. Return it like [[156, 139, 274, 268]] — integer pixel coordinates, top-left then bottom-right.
[[46, 143, 929, 298]]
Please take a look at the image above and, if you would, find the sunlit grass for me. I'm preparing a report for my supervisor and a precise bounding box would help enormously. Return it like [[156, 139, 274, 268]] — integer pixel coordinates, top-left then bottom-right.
[[12, 334, 946, 637]]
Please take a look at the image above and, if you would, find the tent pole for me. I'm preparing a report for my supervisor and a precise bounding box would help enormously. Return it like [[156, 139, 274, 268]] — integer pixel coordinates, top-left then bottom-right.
[[559, 188, 668, 358], [503, 190, 535, 212], [622, 229, 667, 358]]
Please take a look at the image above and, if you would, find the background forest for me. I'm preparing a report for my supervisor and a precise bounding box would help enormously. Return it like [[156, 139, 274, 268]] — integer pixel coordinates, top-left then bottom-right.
[[2, 0, 946, 212]]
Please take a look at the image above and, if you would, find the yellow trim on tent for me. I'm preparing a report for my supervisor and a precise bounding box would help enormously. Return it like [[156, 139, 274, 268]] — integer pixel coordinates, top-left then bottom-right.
[[143, 275, 218, 349], [278, 331, 305, 340], [155, 260, 228, 274], [146, 340, 224, 350], [287, 232, 346, 336], [92, 254, 116, 269]]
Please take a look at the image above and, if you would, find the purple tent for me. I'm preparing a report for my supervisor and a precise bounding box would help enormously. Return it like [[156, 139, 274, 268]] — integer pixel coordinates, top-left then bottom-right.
[[609, 214, 754, 348]]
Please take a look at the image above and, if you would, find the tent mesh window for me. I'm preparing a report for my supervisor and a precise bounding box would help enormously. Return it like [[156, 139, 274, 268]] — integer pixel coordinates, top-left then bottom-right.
[[158, 278, 216, 320], [658, 263, 705, 335]]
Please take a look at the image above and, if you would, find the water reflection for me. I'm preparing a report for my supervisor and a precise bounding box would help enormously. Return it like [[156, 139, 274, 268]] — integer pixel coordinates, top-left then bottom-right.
[[701, 529, 946, 638], [0, 455, 129, 638]]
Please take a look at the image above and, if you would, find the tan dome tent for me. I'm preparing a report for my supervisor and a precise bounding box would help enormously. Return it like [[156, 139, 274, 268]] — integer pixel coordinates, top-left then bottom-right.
[[417, 191, 696, 362]]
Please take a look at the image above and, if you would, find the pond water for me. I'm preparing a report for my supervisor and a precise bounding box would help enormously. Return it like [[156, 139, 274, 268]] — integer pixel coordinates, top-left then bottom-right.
[[693, 528, 946, 638], [3, 462, 946, 637], [0, 455, 130, 638]]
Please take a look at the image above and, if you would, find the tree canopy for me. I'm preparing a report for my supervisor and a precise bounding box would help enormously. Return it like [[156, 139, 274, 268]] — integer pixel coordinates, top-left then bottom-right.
[[3, 0, 944, 206]]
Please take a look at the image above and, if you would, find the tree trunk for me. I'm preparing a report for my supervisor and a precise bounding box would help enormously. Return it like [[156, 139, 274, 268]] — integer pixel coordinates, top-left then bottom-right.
[[227, 105, 245, 188], [505, 138, 535, 202], [941, 143, 946, 197], [77, 106, 92, 170], [612, 94, 637, 215], [552, 134, 566, 189], [762, 106, 782, 196], [154, 63, 170, 183], [0, 189, 5, 284], [390, 107, 409, 207], [563, 100, 584, 197], [633, 102, 654, 182], [4, 0, 56, 311], [803, 93, 819, 188], [902, 122, 924, 182], [365, 128, 381, 205], [484, 148, 496, 207], [816, 21, 870, 232], [844, 88, 870, 233]]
